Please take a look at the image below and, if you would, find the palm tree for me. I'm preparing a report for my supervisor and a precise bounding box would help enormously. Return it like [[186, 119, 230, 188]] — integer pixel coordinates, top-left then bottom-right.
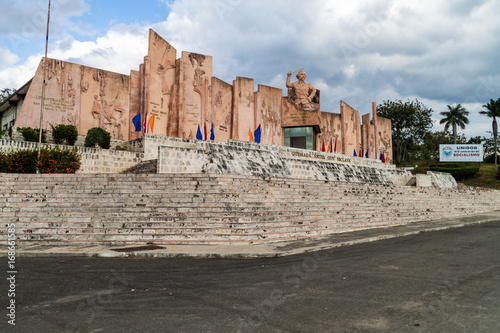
[[439, 104, 469, 144], [479, 98, 500, 165]]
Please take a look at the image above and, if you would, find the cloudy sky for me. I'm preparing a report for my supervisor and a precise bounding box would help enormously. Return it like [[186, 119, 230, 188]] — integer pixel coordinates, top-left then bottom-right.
[[1, 0, 499, 138]]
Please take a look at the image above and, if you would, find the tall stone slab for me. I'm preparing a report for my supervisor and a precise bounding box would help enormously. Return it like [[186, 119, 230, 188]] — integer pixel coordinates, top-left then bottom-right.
[[129, 70, 141, 140], [179, 51, 212, 140], [211, 77, 233, 142], [340, 100, 361, 156], [145, 29, 177, 137], [255, 84, 282, 145], [372, 102, 393, 162], [232, 77, 255, 141], [319, 112, 342, 153], [361, 113, 376, 159]]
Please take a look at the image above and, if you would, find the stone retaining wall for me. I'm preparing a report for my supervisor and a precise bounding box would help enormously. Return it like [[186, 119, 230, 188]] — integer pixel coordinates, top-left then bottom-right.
[[0, 139, 143, 174], [0, 173, 497, 245]]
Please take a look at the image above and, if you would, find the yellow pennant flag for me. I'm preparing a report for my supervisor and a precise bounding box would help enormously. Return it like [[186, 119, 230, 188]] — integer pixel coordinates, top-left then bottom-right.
[[248, 127, 254, 142]]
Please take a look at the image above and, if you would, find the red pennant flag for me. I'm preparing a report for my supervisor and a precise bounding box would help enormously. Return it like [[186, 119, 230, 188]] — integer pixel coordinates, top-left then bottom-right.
[[381, 153, 386, 163], [334, 137, 337, 153], [321, 139, 326, 152]]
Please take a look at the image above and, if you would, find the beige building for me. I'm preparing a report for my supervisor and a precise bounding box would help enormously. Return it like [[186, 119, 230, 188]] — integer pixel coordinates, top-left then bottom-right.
[[0, 29, 392, 160]]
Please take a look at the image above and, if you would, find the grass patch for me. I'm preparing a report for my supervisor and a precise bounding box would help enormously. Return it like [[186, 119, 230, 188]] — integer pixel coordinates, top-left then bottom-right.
[[460, 164, 500, 190]]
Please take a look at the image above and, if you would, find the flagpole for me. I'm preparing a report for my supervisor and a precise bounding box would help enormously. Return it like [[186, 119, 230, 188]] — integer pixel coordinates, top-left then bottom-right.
[[37, 0, 51, 173]]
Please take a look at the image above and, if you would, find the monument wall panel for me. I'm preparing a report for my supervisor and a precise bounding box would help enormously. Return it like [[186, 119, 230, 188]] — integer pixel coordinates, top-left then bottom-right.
[[211, 77, 233, 143], [319, 112, 342, 153], [255, 84, 282, 145], [146, 29, 177, 137], [15, 58, 81, 133], [79, 65, 130, 141], [179, 51, 213, 140], [232, 77, 255, 141], [341, 101, 361, 156]]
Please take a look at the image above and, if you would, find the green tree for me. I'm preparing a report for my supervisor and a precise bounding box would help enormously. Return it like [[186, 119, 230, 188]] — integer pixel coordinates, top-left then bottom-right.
[[377, 99, 433, 165], [439, 104, 469, 144], [0, 88, 15, 104], [479, 98, 500, 165], [419, 130, 455, 161]]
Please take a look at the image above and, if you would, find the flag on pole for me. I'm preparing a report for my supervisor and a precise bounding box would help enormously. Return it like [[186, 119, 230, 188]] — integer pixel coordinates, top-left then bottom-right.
[[381, 152, 386, 163], [254, 125, 262, 143], [365, 149, 369, 158], [334, 137, 337, 153], [327, 139, 331, 152], [143, 112, 148, 133], [353, 149, 357, 157], [264, 126, 270, 144], [196, 124, 203, 140], [321, 139, 326, 152], [385, 152, 389, 163], [132, 113, 141, 132], [204, 123, 207, 140], [248, 127, 254, 142], [148, 114, 155, 133], [210, 123, 215, 140]]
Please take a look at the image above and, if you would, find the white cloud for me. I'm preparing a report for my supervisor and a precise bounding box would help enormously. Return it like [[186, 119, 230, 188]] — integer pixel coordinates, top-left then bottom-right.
[[0, 47, 19, 70]]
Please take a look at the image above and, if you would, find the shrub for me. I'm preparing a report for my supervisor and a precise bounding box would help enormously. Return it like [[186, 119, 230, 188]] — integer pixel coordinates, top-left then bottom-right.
[[0, 147, 81, 173], [0, 129, 9, 139], [17, 127, 46, 143], [38, 146, 81, 173], [84, 127, 111, 149], [51, 124, 78, 146], [429, 163, 480, 181]]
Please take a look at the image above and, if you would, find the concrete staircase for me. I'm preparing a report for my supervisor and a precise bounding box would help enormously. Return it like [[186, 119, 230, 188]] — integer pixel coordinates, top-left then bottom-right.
[[1, 173, 499, 245]]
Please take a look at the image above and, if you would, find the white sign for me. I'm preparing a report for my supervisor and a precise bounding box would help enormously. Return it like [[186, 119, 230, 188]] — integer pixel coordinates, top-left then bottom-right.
[[439, 144, 483, 162]]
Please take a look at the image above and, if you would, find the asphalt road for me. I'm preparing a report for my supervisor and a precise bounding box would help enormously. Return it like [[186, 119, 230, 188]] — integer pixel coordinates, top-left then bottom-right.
[[2, 221, 500, 333]]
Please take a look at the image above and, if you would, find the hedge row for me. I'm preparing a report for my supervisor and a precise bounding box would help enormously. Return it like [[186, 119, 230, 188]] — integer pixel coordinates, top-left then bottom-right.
[[0, 147, 81, 174], [429, 163, 480, 181]]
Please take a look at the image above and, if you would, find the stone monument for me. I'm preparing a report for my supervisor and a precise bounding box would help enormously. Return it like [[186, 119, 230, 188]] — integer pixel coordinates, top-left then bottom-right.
[[286, 70, 319, 112]]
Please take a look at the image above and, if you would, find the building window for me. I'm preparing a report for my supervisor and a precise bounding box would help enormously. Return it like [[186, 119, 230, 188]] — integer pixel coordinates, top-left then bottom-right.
[[9, 120, 15, 127], [284, 127, 315, 150], [2, 124, 7, 131]]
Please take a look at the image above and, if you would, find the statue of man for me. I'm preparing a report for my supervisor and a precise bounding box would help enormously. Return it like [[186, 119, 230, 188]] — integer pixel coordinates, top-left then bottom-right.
[[286, 70, 319, 111]]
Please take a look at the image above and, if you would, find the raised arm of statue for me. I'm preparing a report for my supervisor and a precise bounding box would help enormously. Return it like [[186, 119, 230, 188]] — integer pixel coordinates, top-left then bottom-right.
[[286, 72, 292, 89]]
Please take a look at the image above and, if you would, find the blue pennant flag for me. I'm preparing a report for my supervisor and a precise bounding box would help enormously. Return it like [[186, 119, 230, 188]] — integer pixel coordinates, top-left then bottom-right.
[[353, 149, 357, 157], [365, 149, 369, 158], [254, 125, 262, 143], [196, 125, 203, 140], [132, 113, 141, 132], [210, 123, 215, 140], [379, 152, 383, 160]]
